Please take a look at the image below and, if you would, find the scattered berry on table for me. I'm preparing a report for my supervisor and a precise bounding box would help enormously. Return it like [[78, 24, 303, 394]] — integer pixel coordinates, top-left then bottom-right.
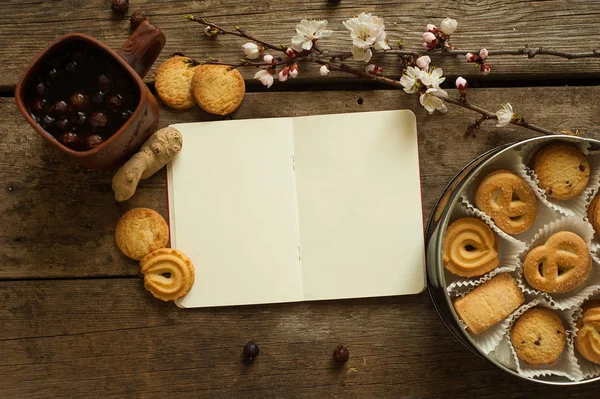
[[333, 344, 349, 363], [111, 0, 129, 15], [130, 12, 147, 30], [243, 341, 260, 361]]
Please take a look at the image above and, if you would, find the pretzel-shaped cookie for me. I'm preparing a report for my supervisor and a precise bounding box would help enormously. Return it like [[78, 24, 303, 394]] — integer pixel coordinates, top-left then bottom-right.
[[140, 248, 195, 301], [443, 218, 499, 277], [523, 231, 592, 294], [475, 170, 537, 235], [575, 304, 600, 365]]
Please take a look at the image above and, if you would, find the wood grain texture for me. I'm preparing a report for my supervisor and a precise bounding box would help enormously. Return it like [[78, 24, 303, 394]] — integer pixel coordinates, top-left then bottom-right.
[[0, 279, 597, 398], [1, 0, 600, 89], [2, 86, 600, 279]]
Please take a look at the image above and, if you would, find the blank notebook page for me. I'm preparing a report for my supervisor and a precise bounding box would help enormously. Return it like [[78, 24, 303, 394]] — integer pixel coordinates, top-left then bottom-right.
[[293, 111, 425, 300], [169, 119, 304, 308]]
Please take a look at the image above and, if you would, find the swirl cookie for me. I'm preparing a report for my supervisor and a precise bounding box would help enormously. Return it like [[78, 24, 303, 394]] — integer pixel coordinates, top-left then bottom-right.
[[575, 300, 600, 364], [443, 218, 499, 277], [588, 193, 600, 235], [510, 307, 566, 365], [523, 231, 592, 294], [453, 273, 525, 335], [155, 56, 200, 110], [140, 248, 195, 301], [532, 142, 590, 200], [115, 208, 169, 260], [475, 170, 537, 235], [192, 65, 245, 115]]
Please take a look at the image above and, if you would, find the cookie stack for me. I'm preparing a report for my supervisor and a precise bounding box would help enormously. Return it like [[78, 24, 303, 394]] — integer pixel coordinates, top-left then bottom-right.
[[441, 140, 600, 381], [155, 56, 246, 115]]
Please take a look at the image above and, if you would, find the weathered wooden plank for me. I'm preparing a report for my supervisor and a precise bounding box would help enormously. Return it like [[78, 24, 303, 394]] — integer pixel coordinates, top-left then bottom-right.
[[2, 87, 600, 279], [1, 0, 600, 89], [0, 279, 597, 398]]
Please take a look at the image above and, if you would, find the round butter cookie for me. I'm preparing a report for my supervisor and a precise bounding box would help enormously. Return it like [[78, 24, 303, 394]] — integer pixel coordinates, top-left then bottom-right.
[[532, 142, 590, 200], [588, 193, 600, 235], [155, 56, 199, 110], [140, 248, 195, 301], [510, 307, 566, 365], [115, 208, 169, 260], [192, 65, 245, 115]]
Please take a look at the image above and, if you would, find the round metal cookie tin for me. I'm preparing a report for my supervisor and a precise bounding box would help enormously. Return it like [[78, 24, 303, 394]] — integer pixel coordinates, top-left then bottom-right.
[[426, 134, 600, 385]]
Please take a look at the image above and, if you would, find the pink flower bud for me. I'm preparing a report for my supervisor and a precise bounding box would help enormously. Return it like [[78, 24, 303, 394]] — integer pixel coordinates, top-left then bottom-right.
[[465, 52, 477, 62], [427, 24, 438, 34], [263, 54, 274, 64], [285, 48, 296, 58], [423, 41, 437, 51], [278, 66, 289, 82], [289, 64, 299, 78], [455, 76, 468, 93], [480, 63, 491, 75], [319, 64, 330, 76], [479, 48, 489, 60], [422, 32, 436, 44], [416, 56, 431, 70], [365, 64, 383, 75]]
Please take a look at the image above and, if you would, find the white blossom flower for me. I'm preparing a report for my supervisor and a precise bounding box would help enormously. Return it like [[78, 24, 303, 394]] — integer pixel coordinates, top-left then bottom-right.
[[289, 64, 299, 78], [479, 48, 489, 60], [254, 69, 274, 88], [319, 64, 330, 76], [440, 18, 457, 36], [399, 66, 424, 94], [455, 76, 468, 93], [420, 88, 448, 114], [263, 54, 274, 64], [243, 42, 261, 59], [481, 64, 491, 75], [291, 19, 333, 51], [343, 13, 390, 62], [496, 103, 514, 127], [416, 56, 431, 70], [278, 66, 289, 82], [420, 67, 445, 88]]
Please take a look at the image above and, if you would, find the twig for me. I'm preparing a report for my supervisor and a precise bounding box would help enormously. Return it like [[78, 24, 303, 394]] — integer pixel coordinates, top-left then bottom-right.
[[385, 47, 600, 60], [186, 15, 285, 53], [464, 115, 492, 138]]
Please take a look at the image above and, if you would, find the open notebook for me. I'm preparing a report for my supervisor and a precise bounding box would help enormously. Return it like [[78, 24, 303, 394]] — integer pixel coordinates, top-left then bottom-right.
[[167, 110, 425, 308]]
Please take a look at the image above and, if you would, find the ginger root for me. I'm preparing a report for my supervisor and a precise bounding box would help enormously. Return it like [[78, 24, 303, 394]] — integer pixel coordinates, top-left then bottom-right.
[[112, 127, 183, 202]]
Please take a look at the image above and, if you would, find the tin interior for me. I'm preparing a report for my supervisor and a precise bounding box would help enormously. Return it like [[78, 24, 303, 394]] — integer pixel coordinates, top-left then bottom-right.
[[426, 134, 600, 385]]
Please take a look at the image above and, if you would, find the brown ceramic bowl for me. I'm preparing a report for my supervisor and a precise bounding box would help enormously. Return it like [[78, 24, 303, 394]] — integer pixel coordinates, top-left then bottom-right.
[[15, 21, 166, 169]]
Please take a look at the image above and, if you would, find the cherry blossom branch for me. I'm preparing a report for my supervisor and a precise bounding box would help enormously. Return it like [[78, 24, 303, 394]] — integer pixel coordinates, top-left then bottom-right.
[[384, 47, 600, 60]]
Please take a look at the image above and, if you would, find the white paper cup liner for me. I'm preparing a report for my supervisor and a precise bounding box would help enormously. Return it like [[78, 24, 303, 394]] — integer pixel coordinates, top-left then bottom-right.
[[518, 140, 600, 219], [444, 203, 524, 293], [489, 335, 518, 370], [569, 289, 600, 379], [516, 217, 600, 310], [451, 272, 527, 354], [505, 298, 583, 381]]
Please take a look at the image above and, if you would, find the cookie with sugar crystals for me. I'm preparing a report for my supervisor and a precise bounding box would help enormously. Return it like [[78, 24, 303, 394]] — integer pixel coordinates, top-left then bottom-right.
[[155, 56, 199, 110], [191, 64, 245, 115], [115, 208, 169, 260]]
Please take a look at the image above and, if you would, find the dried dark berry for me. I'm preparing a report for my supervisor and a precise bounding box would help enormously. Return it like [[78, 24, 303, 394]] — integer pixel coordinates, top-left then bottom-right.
[[86, 134, 104, 149], [56, 118, 70, 131], [90, 112, 108, 128], [30, 98, 47, 114], [333, 345, 349, 363], [41, 115, 55, 129], [111, 0, 129, 15], [48, 68, 59, 80], [97, 73, 113, 91], [53, 100, 69, 114], [106, 94, 123, 109], [71, 111, 87, 125], [120, 109, 134, 120], [243, 341, 259, 360], [91, 91, 106, 104], [62, 132, 80, 146], [35, 82, 46, 95], [65, 62, 77, 73], [130, 11, 147, 29], [70, 93, 89, 110]]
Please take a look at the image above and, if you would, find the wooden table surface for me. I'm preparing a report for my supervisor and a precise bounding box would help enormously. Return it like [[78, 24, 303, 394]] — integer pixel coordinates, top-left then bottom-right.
[[1, 1, 599, 397]]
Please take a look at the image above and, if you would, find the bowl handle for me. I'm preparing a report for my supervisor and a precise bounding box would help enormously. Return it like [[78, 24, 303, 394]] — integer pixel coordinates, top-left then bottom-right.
[[117, 20, 166, 79]]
